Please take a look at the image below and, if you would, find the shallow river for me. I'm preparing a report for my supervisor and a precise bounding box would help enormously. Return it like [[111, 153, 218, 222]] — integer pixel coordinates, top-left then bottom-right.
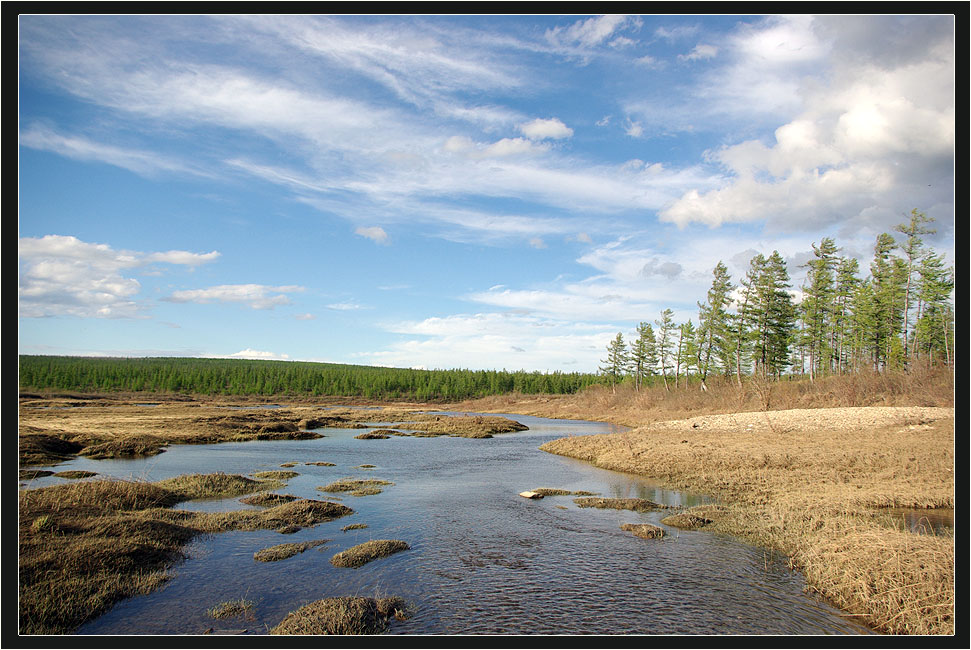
[[30, 413, 873, 635]]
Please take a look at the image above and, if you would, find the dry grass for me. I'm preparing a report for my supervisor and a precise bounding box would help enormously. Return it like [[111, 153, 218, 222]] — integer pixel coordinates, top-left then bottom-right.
[[318, 478, 393, 498], [620, 523, 665, 539], [253, 539, 329, 562], [450, 366, 954, 428], [18, 476, 353, 634], [329, 540, 411, 569], [573, 497, 669, 513], [530, 488, 598, 497], [239, 492, 298, 507], [208, 599, 254, 619], [270, 596, 408, 635]]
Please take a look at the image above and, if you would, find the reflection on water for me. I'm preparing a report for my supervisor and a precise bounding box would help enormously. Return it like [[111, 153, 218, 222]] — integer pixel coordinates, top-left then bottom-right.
[[887, 508, 954, 536], [28, 414, 871, 635]]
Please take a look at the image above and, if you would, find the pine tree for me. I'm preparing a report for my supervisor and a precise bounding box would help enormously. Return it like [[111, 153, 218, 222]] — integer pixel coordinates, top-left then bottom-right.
[[630, 322, 658, 390], [833, 256, 861, 374], [696, 261, 734, 390], [893, 209, 936, 361], [655, 309, 676, 391], [600, 332, 630, 391], [800, 238, 839, 380], [675, 320, 697, 388]]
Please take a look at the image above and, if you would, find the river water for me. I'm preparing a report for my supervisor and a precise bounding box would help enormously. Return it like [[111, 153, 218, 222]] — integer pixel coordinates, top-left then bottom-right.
[[27, 413, 873, 635]]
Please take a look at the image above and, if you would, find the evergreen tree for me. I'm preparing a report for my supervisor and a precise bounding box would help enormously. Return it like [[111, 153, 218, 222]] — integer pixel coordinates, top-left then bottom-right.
[[913, 252, 954, 365], [893, 209, 936, 360], [675, 320, 697, 388], [696, 261, 734, 390], [600, 333, 630, 391], [870, 233, 909, 369], [630, 322, 658, 390], [833, 256, 861, 374], [800, 238, 839, 380], [655, 309, 676, 391]]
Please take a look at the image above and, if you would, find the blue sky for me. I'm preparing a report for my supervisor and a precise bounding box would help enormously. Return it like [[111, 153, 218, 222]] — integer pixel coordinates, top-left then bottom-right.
[[18, 14, 955, 372]]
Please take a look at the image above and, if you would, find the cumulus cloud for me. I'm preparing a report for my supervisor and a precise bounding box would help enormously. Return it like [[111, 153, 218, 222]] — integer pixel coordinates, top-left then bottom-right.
[[165, 284, 303, 309], [659, 15, 954, 234], [19, 235, 219, 318], [519, 117, 573, 140], [355, 226, 390, 244]]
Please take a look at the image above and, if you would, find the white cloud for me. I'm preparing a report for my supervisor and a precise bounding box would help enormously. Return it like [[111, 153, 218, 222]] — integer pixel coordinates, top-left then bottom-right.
[[355, 226, 390, 244], [519, 117, 573, 140], [327, 302, 365, 311], [166, 284, 303, 310], [545, 15, 632, 49], [227, 348, 291, 360], [366, 312, 620, 372], [657, 15, 954, 234], [679, 44, 718, 62], [19, 125, 210, 178], [18, 235, 219, 318]]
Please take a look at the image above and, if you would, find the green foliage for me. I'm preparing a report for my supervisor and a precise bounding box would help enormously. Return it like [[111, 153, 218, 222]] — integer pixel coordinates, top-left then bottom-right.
[[18, 356, 600, 401]]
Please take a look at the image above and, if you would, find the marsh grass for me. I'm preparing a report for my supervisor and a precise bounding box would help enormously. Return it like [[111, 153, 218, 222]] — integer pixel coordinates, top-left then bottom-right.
[[318, 478, 393, 497], [252, 470, 299, 480], [573, 497, 668, 513], [270, 596, 409, 635], [620, 523, 665, 539], [341, 523, 369, 532], [80, 435, 168, 459], [531, 488, 598, 497], [18, 475, 353, 634], [660, 512, 713, 529], [354, 431, 390, 439], [207, 599, 255, 619], [253, 539, 330, 562], [53, 470, 99, 479], [239, 492, 298, 507], [329, 540, 410, 569]]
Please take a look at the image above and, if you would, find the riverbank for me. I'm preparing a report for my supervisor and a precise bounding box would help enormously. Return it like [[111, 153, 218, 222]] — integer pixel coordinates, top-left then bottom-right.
[[466, 398, 954, 635]]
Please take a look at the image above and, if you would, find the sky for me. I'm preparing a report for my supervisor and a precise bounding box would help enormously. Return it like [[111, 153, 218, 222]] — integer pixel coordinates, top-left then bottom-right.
[[18, 14, 956, 373]]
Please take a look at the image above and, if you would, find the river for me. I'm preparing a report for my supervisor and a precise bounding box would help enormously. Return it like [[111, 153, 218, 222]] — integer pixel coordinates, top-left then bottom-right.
[[27, 413, 873, 635]]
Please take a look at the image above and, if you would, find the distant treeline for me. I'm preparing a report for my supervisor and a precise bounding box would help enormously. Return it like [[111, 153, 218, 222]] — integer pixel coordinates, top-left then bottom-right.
[[18, 355, 602, 400]]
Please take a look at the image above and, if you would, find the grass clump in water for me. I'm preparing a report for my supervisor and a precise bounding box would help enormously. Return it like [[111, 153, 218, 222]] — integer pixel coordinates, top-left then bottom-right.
[[253, 539, 330, 562], [342, 523, 369, 532], [252, 470, 299, 480], [330, 540, 410, 568], [53, 471, 98, 479], [239, 493, 298, 507], [573, 497, 668, 513], [621, 523, 665, 539], [318, 478, 393, 497], [531, 488, 599, 497], [270, 596, 408, 635], [660, 512, 713, 529], [156, 473, 280, 501], [354, 431, 390, 440], [208, 598, 254, 619], [305, 461, 335, 466]]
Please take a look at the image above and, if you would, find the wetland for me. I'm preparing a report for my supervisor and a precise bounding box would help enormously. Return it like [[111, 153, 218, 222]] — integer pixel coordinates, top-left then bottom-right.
[[17, 397, 888, 635]]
